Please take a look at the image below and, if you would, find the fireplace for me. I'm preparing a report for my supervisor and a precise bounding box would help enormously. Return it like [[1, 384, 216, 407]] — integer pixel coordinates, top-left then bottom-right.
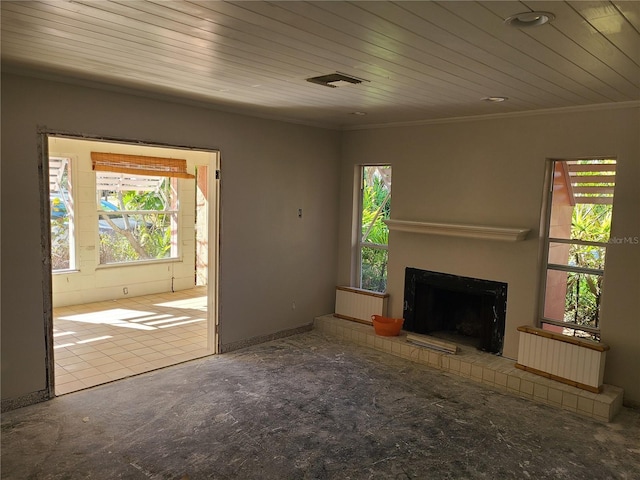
[[403, 268, 507, 354]]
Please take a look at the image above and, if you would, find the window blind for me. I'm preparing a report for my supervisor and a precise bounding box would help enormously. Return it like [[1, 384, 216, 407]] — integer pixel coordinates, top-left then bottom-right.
[[91, 152, 195, 179]]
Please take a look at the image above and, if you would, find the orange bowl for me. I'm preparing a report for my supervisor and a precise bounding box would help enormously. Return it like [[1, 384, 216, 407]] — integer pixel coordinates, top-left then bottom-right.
[[372, 315, 404, 336]]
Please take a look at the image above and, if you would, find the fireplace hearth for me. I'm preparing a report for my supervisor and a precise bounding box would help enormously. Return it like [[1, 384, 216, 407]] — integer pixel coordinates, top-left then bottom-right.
[[403, 268, 507, 354]]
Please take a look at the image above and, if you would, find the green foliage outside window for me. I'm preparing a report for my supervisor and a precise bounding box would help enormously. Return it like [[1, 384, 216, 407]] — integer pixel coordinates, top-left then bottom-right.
[[565, 203, 612, 328], [50, 162, 72, 271], [51, 214, 70, 270], [360, 167, 391, 293], [99, 178, 177, 264]]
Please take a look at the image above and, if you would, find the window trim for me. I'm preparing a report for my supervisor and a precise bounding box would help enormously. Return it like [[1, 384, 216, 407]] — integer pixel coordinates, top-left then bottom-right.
[[49, 155, 79, 272], [355, 164, 391, 293], [538, 158, 616, 337], [96, 175, 181, 266]]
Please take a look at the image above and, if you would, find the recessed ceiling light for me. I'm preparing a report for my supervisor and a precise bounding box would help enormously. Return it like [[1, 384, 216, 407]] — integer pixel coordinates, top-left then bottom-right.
[[504, 11, 555, 28], [482, 96, 509, 103]]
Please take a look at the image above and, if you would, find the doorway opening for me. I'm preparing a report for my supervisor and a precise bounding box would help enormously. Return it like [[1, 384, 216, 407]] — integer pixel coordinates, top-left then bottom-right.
[[43, 135, 219, 396]]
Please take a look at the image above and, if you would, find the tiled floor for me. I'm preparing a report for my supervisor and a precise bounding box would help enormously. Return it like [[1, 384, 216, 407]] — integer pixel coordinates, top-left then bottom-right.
[[53, 287, 212, 395]]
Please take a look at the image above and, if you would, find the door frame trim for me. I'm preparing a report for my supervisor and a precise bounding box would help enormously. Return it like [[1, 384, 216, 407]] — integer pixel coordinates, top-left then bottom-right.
[[39, 129, 221, 399]]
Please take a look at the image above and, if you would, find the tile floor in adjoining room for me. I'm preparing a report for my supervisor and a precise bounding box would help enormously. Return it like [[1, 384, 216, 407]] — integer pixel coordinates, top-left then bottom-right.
[[53, 287, 211, 395]]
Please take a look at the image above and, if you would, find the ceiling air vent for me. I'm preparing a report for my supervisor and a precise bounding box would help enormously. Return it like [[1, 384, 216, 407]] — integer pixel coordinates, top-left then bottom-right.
[[306, 72, 367, 88]]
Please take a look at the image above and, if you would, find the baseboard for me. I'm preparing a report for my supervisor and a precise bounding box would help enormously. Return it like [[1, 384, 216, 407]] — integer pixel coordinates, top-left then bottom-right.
[[219, 323, 313, 354], [1, 389, 49, 413]]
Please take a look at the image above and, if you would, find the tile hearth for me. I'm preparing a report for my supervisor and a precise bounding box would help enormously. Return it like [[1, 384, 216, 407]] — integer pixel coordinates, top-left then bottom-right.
[[314, 314, 623, 422]]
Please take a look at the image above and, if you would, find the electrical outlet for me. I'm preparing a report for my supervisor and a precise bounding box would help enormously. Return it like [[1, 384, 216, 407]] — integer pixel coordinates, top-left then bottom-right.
[[123, 287, 128, 295], [292, 301, 296, 310]]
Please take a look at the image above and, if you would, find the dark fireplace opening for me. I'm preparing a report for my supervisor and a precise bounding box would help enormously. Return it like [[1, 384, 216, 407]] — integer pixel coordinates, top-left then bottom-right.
[[403, 268, 507, 354]]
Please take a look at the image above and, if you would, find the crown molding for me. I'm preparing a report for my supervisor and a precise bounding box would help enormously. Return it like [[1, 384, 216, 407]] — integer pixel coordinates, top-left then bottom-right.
[[344, 101, 640, 131]]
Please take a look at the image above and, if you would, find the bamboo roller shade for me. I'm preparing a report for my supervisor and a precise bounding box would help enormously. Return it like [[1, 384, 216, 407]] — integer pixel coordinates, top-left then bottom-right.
[[91, 152, 195, 179]]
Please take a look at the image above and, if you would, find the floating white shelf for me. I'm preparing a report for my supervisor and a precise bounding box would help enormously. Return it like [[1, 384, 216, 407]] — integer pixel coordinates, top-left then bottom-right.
[[384, 219, 530, 242]]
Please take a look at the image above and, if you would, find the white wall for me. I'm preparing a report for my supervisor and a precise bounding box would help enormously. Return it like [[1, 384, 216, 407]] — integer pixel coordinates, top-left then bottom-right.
[[339, 106, 640, 406], [50, 137, 215, 306], [1, 73, 341, 404]]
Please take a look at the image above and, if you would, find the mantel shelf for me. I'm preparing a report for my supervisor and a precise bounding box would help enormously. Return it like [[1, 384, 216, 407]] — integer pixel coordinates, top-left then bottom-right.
[[384, 219, 530, 242]]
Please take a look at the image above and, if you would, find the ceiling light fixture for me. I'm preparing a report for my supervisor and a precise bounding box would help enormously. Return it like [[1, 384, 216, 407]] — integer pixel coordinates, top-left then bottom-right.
[[504, 11, 555, 28], [350, 111, 367, 116], [482, 96, 509, 103]]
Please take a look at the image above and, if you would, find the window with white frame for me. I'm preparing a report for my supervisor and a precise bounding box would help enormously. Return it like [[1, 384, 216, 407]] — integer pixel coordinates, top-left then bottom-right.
[[540, 158, 617, 340], [97, 172, 179, 265], [49, 156, 76, 271], [357, 165, 391, 293]]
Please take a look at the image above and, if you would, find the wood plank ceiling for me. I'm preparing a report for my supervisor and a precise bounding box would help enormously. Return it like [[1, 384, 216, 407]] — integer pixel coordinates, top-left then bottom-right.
[[2, 1, 639, 129]]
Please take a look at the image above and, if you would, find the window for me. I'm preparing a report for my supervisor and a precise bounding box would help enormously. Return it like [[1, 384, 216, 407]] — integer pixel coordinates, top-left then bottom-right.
[[540, 159, 617, 340], [357, 165, 391, 293], [97, 173, 179, 264], [49, 157, 76, 271]]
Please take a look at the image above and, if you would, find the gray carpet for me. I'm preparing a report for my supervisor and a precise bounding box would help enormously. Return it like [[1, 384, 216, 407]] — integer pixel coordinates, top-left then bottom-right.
[[2, 331, 639, 479]]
